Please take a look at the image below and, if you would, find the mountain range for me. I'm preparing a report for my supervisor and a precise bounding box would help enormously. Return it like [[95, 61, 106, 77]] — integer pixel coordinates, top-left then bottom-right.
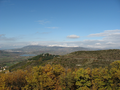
[[5, 45, 101, 55]]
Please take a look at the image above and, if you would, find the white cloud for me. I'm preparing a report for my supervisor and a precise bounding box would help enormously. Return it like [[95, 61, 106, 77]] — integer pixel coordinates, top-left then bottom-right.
[[67, 35, 80, 39], [85, 29, 120, 49], [95, 43, 101, 45], [106, 42, 115, 45], [48, 44, 69, 47], [103, 33, 120, 41], [37, 20, 49, 25], [45, 27, 58, 29], [30, 42, 39, 45], [88, 29, 120, 37], [48, 43, 79, 47]]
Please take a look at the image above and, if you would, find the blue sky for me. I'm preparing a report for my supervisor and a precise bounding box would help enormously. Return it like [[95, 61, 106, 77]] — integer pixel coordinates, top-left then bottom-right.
[[0, 0, 120, 49]]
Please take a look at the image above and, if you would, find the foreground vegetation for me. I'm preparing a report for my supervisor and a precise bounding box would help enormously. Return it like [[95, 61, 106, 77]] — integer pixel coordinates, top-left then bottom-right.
[[0, 60, 120, 90]]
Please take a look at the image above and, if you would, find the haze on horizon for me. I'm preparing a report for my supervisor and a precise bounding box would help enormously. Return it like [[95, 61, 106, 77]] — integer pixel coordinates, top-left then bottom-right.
[[0, 0, 120, 50]]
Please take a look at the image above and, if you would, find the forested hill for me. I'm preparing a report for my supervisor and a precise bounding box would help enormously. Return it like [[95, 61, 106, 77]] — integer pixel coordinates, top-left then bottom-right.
[[52, 49, 120, 69], [69, 49, 120, 60], [9, 53, 59, 71], [9, 49, 120, 71]]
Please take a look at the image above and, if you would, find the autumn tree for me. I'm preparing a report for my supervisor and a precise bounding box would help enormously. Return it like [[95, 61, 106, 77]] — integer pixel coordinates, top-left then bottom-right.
[[0, 70, 28, 90], [110, 60, 120, 90]]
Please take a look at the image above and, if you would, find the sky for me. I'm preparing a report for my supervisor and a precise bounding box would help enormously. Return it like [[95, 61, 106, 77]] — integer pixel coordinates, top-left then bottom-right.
[[0, 0, 120, 49]]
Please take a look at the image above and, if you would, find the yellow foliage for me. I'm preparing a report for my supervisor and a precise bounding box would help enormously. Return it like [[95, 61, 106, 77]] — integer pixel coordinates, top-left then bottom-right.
[[0, 70, 28, 90], [0, 61, 120, 90]]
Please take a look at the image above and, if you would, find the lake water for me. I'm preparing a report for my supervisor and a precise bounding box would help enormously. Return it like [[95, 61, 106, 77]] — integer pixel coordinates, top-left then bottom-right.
[[20, 54, 36, 56]]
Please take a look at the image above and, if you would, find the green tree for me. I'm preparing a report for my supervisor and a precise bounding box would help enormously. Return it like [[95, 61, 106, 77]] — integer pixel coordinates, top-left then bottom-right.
[[75, 68, 92, 90]]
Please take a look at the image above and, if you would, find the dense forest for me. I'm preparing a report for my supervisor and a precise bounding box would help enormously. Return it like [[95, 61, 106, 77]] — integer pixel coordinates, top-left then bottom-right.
[[0, 60, 120, 90]]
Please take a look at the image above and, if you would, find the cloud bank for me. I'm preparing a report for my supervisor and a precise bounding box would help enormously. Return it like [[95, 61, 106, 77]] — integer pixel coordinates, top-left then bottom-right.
[[88, 30, 120, 37], [0, 29, 120, 49]]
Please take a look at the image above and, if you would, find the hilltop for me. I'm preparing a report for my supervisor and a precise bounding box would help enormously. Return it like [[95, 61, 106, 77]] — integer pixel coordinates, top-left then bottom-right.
[[9, 53, 59, 71]]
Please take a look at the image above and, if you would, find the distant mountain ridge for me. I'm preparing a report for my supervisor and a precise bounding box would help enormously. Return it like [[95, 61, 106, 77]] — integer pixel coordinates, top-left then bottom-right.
[[5, 45, 99, 55]]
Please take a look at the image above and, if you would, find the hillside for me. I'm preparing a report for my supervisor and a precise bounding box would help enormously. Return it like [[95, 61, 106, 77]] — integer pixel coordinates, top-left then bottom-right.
[[9, 53, 59, 71], [9, 49, 120, 71], [52, 49, 120, 69]]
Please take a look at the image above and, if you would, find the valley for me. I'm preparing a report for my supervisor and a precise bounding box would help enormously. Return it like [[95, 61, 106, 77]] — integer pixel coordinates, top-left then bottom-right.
[[0, 45, 94, 68]]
